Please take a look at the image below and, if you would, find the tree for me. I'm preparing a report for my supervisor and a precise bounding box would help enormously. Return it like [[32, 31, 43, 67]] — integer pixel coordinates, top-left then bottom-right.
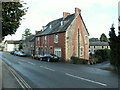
[[2, 1, 28, 40], [109, 24, 120, 71], [19, 42, 23, 50], [100, 33, 108, 42], [22, 28, 32, 40]]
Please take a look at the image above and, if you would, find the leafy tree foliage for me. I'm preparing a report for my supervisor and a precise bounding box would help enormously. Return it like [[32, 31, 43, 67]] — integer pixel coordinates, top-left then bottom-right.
[[109, 24, 120, 71], [22, 28, 32, 40], [2, 1, 28, 40], [19, 42, 23, 50], [100, 33, 108, 42]]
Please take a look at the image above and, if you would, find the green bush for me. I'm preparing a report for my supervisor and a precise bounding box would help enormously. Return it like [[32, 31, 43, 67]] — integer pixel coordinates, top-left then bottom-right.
[[94, 49, 110, 62], [89, 57, 98, 64], [71, 56, 88, 64]]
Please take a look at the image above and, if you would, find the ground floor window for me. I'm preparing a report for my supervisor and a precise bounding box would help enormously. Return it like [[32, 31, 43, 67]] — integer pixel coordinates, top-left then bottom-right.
[[54, 48, 61, 57]]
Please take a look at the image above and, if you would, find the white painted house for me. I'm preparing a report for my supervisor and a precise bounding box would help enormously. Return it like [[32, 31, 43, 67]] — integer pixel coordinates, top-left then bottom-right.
[[4, 40, 21, 52]]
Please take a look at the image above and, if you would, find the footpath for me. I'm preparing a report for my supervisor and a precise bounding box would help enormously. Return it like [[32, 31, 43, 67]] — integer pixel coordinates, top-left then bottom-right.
[[0, 59, 21, 89]]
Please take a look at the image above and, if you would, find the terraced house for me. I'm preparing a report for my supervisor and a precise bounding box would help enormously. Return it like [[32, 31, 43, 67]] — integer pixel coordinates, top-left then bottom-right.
[[35, 8, 89, 61]]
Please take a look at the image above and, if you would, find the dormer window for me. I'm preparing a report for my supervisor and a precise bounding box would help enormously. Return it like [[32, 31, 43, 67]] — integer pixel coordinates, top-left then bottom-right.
[[42, 26, 47, 31], [49, 25, 52, 29], [61, 21, 63, 26]]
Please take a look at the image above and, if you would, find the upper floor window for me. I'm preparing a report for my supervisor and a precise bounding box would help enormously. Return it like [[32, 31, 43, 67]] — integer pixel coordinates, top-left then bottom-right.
[[54, 34, 58, 43], [37, 37, 40, 44], [80, 47, 83, 56], [44, 36, 47, 44], [85, 36, 88, 45]]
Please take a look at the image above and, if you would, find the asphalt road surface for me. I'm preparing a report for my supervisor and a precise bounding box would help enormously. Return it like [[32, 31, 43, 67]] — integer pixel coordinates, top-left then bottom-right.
[[0, 52, 119, 89]]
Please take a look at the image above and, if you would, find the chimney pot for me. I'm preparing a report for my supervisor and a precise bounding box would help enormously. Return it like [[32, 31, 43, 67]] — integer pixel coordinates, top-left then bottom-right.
[[35, 30, 39, 34], [75, 8, 81, 14]]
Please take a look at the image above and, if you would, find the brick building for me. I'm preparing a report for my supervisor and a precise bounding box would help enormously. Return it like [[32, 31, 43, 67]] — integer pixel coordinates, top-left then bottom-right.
[[35, 8, 89, 61]]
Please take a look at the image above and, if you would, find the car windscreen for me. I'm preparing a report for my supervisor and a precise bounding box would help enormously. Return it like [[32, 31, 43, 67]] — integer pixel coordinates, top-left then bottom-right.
[[44, 54, 51, 56]]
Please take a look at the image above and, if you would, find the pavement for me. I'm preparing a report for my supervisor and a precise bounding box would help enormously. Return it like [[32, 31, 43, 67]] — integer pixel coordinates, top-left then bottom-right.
[[2, 63, 22, 89], [0, 54, 22, 89], [0, 58, 2, 90], [86, 61, 114, 69]]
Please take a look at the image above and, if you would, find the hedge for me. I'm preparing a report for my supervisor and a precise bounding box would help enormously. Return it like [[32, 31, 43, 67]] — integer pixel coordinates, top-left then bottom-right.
[[71, 56, 88, 64]]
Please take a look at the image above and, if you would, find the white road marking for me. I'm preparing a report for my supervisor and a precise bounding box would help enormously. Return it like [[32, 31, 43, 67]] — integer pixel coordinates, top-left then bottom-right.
[[3, 61, 32, 89], [9, 67, 25, 88], [27, 62, 35, 65], [40, 66, 55, 71], [65, 73, 107, 87], [21, 60, 25, 62]]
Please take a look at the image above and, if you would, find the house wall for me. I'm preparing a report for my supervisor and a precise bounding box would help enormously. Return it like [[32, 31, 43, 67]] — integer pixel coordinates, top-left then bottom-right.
[[65, 14, 89, 60], [4, 42, 19, 52], [14, 44, 19, 51], [5, 44, 14, 52], [30, 41, 35, 56], [89, 46, 110, 53], [35, 32, 66, 60], [23, 39, 31, 55]]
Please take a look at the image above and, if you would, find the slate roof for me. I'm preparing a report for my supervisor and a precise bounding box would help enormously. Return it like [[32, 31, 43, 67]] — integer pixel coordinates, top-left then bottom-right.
[[89, 42, 109, 46], [36, 14, 75, 36], [29, 35, 35, 42], [36, 13, 89, 37], [24, 35, 35, 42], [4, 40, 21, 44]]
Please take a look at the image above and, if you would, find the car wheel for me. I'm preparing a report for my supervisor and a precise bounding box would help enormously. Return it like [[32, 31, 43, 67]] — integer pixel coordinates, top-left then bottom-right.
[[47, 58, 50, 62], [40, 58, 42, 61]]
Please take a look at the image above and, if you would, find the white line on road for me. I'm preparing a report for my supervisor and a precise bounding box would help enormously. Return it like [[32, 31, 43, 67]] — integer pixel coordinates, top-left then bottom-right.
[[65, 73, 107, 87], [27, 62, 35, 65], [40, 66, 55, 71], [3, 61, 32, 89], [21, 60, 25, 62]]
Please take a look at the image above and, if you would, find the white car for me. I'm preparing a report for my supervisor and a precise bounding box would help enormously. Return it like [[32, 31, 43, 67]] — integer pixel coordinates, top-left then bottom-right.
[[14, 51, 19, 55], [34, 54, 43, 60], [17, 51, 27, 57]]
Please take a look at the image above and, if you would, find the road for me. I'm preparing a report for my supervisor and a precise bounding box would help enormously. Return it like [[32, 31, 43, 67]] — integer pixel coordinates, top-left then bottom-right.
[[0, 52, 119, 89]]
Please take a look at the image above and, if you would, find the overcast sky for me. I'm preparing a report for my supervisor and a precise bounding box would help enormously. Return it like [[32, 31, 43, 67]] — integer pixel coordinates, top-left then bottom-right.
[[4, 0, 118, 40]]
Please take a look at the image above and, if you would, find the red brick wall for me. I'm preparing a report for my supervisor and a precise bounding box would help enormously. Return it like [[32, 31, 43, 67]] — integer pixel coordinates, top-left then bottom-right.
[[37, 32, 66, 60]]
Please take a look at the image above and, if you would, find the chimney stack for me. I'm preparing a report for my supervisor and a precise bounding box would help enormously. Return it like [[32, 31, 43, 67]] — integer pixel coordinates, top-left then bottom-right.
[[75, 8, 81, 14], [63, 12, 70, 19], [35, 30, 39, 34]]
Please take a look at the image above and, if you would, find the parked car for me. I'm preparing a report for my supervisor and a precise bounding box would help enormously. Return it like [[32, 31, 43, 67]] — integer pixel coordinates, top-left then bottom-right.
[[34, 54, 43, 60], [41, 54, 59, 62], [10, 51, 15, 55], [13, 51, 19, 55], [17, 51, 27, 57]]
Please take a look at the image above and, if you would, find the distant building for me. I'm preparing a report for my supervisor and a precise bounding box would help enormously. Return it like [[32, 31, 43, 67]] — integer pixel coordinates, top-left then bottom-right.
[[29, 35, 36, 57], [89, 42, 110, 54], [4, 40, 21, 52], [0, 41, 4, 51], [35, 8, 89, 61], [23, 35, 35, 55], [89, 38, 99, 42]]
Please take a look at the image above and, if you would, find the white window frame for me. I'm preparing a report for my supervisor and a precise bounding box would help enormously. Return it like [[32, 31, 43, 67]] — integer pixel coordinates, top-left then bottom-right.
[[54, 48, 61, 57], [54, 34, 58, 43], [44, 36, 47, 44]]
